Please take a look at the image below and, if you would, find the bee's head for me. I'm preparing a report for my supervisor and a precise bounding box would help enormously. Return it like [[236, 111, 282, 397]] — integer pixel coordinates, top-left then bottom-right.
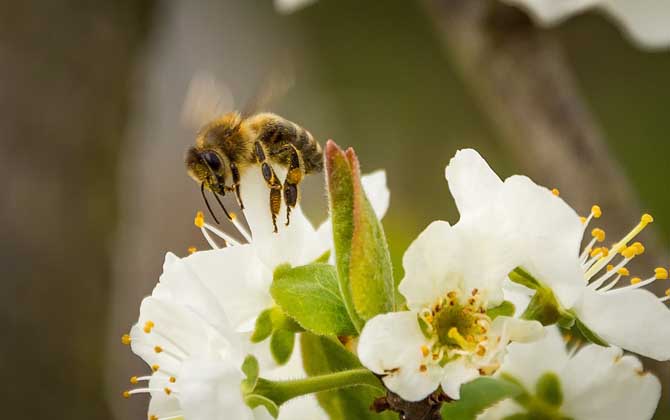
[[185, 147, 229, 194]]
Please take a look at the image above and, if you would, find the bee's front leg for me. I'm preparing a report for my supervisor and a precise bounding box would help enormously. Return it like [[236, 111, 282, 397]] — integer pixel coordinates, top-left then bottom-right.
[[229, 162, 244, 209], [255, 141, 282, 233], [281, 144, 304, 227]]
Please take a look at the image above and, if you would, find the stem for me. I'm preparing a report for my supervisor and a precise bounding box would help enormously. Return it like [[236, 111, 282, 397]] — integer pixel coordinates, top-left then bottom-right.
[[254, 368, 383, 406]]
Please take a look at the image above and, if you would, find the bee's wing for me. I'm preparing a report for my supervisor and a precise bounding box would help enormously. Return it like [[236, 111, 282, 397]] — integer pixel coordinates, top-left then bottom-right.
[[181, 70, 235, 131], [241, 53, 295, 117]]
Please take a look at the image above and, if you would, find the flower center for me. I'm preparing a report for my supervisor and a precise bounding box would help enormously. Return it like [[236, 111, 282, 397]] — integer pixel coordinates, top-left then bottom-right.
[[433, 299, 486, 350]]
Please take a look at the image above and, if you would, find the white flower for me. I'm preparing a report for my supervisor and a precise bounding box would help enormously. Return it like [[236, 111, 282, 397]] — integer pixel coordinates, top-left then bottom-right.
[[447, 149, 670, 361], [358, 178, 543, 402], [501, 0, 670, 50], [478, 328, 661, 420], [190, 167, 389, 332], [123, 252, 327, 420], [274, 0, 318, 14]]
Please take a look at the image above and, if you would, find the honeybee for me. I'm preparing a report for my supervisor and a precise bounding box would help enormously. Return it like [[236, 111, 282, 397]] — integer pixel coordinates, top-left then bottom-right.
[[185, 110, 323, 232]]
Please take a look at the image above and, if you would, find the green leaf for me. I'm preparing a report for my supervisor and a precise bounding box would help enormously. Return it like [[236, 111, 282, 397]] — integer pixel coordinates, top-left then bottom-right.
[[300, 333, 396, 420], [325, 141, 394, 330], [245, 394, 279, 418], [510, 267, 575, 328], [440, 377, 524, 420], [251, 308, 274, 343], [270, 329, 295, 365], [271, 263, 357, 336], [535, 372, 563, 407], [486, 300, 516, 320]]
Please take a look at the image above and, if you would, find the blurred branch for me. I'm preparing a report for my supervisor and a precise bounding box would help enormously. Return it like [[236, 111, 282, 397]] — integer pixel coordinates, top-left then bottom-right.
[[421, 0, 668, 264]]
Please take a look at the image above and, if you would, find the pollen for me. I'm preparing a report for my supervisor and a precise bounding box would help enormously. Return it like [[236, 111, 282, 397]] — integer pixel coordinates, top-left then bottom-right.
[[130, 376, 138, 384], [592, 205, 602, 218], [621, 247, 637, 259], [419, 364, 427, 373], [143, 321, 155, 334], [122, 390, 131, 399], [164, 387, 172, 395], [169, 377, 177, 383], [655, 268, 669, 280], [632, 242, 645, 255], [152, 364, 160, 372], [592, 228, 606, 242], [421, 345, 430, 357], [154, 346, 163, 354], [551, 188, 560, 196], [631, 277, 642, 285], [618, 267, 630, 276], [188, 246, 197, 254], [194, 211, 205, 228], [606, 264, 614, 272], [121, 334, 131, 345]]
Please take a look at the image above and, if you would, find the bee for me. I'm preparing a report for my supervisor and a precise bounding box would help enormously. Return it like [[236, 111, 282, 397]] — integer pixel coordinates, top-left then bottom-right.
[[185, 111, 323, 232]]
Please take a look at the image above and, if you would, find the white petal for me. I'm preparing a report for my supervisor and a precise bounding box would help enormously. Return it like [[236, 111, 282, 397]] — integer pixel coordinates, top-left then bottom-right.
[[399, 221, 463, 310], [439, 358, 480, 399], [274, 0, 317, 14], [444, 149, 503, 220], [561, 345, 661, 420], [185, 246, 274, 332], [496, 327, 569, 390], [278, 396, 328, 420], [497, 176, 585, 308], [500, 0, 599, 25], [574, 288, 670, 360], [361, 170, 390, 220], [501, 279, 533, 318], [491, 316, 544, 344], [178, 357, 255, 420], [358, 311, 440, 401], [148, 373, 182, 418], [601, 0, 670, 49], [477, 399, 524, 420]]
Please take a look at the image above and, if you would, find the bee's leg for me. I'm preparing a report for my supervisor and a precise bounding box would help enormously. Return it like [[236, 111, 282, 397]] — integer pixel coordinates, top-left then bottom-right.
[[281, 144, 305, 227], [229, 162, 244, 209], [254, 141, 282, 233]]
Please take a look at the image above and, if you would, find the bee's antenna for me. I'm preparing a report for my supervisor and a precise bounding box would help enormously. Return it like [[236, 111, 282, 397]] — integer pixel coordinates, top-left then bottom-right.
[[201, 183, 220, 224], [213, 191, 234, 221]]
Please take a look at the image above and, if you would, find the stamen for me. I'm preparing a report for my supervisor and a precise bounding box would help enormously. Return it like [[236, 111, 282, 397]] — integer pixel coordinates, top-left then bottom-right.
[[421, 345, 430, 357], [551, 188, 560, 196], [655, 267, 668, 280], [121, 334, 131, 345], [143, 321, 155, 334], [229, 212, 252, 243], [188, 246, 197, 255], [609, 273, 658, 294], [592, 228, 606, 243], [661, 289, 670, 302], [448, 327, 473, 350], [123, 387, 174, 398]]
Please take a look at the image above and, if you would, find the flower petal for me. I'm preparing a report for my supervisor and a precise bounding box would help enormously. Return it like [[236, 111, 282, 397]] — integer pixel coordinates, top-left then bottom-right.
[[574, 288, 670, 360], [361, 170, 390, 220], [477, 399, 524, 420], [399, 221, 463, 310], [358, 311, 440, 401], [147, 373, 182, 418], [600, 0, 670, 49], [500, 0, 599, 25], [445, 149, 503, 220], [561, 345, 661, 420], [186, 247, 274, 332], [439, 358, 480, 399]]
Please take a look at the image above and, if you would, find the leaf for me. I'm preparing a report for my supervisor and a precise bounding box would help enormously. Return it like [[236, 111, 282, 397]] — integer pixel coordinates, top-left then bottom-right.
[[270, 329, 295, 365], [300, 333, 396, 420], [486, 300, 515, 320], [325, 140, 394, 331], [440, 377, 524, 420], [271, 263, 357, 336]]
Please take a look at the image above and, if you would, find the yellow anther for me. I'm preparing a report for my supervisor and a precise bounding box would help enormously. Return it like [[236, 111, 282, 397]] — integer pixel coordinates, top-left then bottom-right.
[[151, 364, 160, 372], [150, 416, 159, 420], [164, 387, 172, 395], [591, 205, 602, 218], [580, 216, 587, 224], [617, 267, 630, 276], [188, 246, 197, 254], [122, 391, 131, 399], [421, 345, 430, 357], [632, 242, 645, 255], [121, 334, 131, 345], [130, 376, 138, 385], [621, 247, 637, 259], [666, 289, 670, 297], [448, 327, 473, 349], [655, 268, 669, 280], [630, 277, 641, 285], [143, 321, 155, 334], [551, 188, 560, 196], [194, 211, 205, 228], [641, 214, 654, 224], [230, 212, 237, 220], [606, 264, 614, 272], [169, 376, 177, 383], [424, 314, 433, 324], [154, 346, 163, 354], [592, 228, 606, 242], [591, 247, 608, 258], [419, 364, 428, 373]]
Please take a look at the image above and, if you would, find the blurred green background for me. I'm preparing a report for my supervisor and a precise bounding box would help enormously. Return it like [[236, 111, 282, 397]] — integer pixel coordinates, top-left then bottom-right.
[[3, 0, 669, 419]]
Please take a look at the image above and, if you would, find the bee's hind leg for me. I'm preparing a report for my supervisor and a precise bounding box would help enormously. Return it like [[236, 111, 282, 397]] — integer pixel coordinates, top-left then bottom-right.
[[282, 144, 305, 227], [254, 141, 282, 233]]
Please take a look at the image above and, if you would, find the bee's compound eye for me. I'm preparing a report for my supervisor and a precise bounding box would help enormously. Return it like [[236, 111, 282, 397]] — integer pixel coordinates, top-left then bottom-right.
[[202, 151, 222, 172]]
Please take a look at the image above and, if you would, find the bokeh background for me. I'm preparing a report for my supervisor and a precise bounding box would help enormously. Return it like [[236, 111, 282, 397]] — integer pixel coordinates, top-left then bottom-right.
[[3, 0, 670, 419]]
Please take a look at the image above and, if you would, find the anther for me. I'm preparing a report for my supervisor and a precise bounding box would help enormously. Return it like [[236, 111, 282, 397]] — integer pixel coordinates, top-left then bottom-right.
[[194, 211, 205, 228], [188, 246, 197, 254], [618, 268, 630, 276], [121, 334, 131, 345], [606, 264, 614, 272], [152, 364, 160, 372], [551, 188, 560, 196], [143, 321, 155, 334], [164, 387, 172, 395], [580, 216, 587, 224], [592, 228, 606, 242], [169, 377, 177, 383], [419, 365, 427, 373], [130, 376, 138, 385], [631, 277, 641, 285], [641, 214, 654, 225], [150, 416, 159, 420], [122, 390, 131, 399], [666, 289, 670, 296], [655, 268, 669, 280], [632, 242, 645, 255], [154, 346, 163, 354], [592, 205, 602, 218]]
